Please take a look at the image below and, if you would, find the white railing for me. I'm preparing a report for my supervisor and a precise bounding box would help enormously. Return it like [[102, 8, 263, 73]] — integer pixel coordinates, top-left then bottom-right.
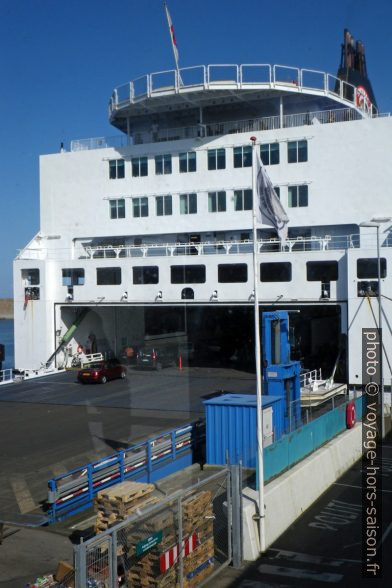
[[0, 369, 13, 386], [109, 63, 377, 116], [16, 233, 392, 262], [300, 368, 323, 387], [71, 107, 366, 151], [71, 135, 130, 152]]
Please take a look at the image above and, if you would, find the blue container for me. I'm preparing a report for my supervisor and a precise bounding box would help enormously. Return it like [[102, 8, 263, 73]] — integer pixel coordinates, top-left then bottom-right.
[[204, 394, 284, 467]]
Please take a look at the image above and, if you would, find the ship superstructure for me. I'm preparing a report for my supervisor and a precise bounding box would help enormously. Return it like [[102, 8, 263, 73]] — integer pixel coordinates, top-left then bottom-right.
[[14, 33, 392, 386]]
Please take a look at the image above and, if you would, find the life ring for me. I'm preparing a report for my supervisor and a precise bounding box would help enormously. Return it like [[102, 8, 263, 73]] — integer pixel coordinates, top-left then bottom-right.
[[346, 401, 356, 429], [77, 344, 83, 354]]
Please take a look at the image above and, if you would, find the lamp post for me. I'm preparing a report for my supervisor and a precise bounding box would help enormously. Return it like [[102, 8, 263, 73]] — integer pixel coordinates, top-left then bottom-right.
[[360, 217, 392, 438]]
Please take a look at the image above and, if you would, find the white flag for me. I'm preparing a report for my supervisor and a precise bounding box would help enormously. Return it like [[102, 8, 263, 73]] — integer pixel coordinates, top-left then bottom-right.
[[255, 150, 289, 241], [164, 1, 180, 68]]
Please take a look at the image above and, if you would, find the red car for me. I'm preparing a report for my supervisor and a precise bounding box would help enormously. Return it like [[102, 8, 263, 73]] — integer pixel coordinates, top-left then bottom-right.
[[77, 359, 126, 384]]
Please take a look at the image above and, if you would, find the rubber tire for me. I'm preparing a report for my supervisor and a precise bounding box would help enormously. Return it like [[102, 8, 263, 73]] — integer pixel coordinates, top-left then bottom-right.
[[101, 376, 107, 384]]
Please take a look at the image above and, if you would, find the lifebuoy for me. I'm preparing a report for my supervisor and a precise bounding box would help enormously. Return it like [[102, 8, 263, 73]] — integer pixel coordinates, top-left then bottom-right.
[[77, 344, 83, 354], [346, 401, 356, 429]]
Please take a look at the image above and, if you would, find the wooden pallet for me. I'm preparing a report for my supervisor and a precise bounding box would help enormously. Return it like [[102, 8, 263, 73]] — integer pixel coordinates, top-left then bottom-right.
[[183, 537, 215, 574], [95, 495, 160, 525], [97, 481, 155, 502], [94, 481, 159, 534], [128, 566, 176, 588]]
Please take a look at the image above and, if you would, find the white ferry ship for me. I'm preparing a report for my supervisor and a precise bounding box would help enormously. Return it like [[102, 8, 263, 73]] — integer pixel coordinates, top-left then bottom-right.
[[13, 30, 392, 387]]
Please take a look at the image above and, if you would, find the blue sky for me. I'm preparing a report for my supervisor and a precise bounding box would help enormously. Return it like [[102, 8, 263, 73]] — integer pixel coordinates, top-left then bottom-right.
[[1, 0, 391, 298]]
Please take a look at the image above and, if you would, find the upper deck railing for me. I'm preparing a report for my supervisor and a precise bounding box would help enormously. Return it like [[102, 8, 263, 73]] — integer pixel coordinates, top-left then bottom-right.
[[109, 63, 377, 117], [71, 106, 371, 151], [16, 233, 392, 261]]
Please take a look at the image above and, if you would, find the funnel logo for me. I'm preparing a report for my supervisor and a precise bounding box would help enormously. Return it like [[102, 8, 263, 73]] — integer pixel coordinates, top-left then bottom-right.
[[356, 85, 371, 111]]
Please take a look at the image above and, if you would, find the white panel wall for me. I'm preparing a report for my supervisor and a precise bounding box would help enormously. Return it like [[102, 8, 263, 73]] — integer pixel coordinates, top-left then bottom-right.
[[39, 117, 392, 245]]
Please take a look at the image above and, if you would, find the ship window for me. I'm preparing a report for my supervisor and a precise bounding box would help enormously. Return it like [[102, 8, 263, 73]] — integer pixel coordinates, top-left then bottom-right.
[[132, 197, 149, 218], [156, 195, 172, 216], [288, 185, 308, 207], [274, 187, 280, 199], [179, 151, 196, 173], [233, 146, 252, 168], [171, 265, 206, 284], [109, 199, 125, 219], [181, 287, 194, 299], [155, 154, 172, 175], [307, 261, 338, 281], [109, 159, 125, 179], [218, 264, 248, 283], [22, 268, 40, 286], [62, 269, 85, 286], [260, 143, 279, 165], [357, 258, 387, 279], [96, 267, 121, 285], [133, 266, 159, 284], [260, 262, 292, 282], [288, 140, 308, 163], [131, 156, 148, 177], [208, 148, 226, 170], [180, 193, 197, 215], [234, 189, 252, 211], [208, 191, 226, 212]]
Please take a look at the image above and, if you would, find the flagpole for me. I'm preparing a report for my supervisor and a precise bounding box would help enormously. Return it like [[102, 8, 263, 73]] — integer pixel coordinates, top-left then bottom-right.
[[250, 136, 266, 553]]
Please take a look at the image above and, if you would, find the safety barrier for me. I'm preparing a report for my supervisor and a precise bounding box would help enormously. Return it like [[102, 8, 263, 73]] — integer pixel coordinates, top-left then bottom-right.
[[263, 395, 363, 483], [47, 420, 205, 522]]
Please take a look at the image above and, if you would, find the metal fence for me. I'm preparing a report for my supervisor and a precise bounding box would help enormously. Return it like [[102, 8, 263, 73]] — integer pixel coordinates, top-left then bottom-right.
[[74, 466, 239, 588]]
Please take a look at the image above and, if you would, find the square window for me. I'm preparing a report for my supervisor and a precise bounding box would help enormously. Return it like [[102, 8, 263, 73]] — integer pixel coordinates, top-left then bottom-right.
[[156, 195, 172, 216], [109, 199, 125, 219], [133, 266, 159, 284], [307, 261, 338, 281], [288, 140, 308, 163], [288, 185, 308, 207], [260, 143, 280, 165], [132, 156, 148, 177], [109, 159, 125, 179], [179, 152, 196, 173], [208, 148, 226, 170], [133, 197, 149, 217], [155, 154, 172, 175], [180, 193, 197, 214], [62, 268, 85, 286], [234, 189, 252, 211], [96, 267, 121, 285], [234, 146, 252, 168], [208, 191, 226, 212], [357, 258, 387, 279]]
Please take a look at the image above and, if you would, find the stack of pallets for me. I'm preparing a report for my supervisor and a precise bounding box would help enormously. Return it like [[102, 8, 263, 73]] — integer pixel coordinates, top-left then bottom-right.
[[182, 491, 215, 587], [94, 481, 159, 533], [126, 490, 215, 587]]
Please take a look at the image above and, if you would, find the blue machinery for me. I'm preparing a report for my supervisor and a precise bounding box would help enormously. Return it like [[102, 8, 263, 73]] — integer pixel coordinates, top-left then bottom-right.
[[47, 421, 204, 522], [262, 311, 301, 431]]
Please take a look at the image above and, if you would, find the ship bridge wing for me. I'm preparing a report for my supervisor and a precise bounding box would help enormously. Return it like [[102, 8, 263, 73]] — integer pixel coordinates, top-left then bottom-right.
[[109, 63, 375, 135]]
